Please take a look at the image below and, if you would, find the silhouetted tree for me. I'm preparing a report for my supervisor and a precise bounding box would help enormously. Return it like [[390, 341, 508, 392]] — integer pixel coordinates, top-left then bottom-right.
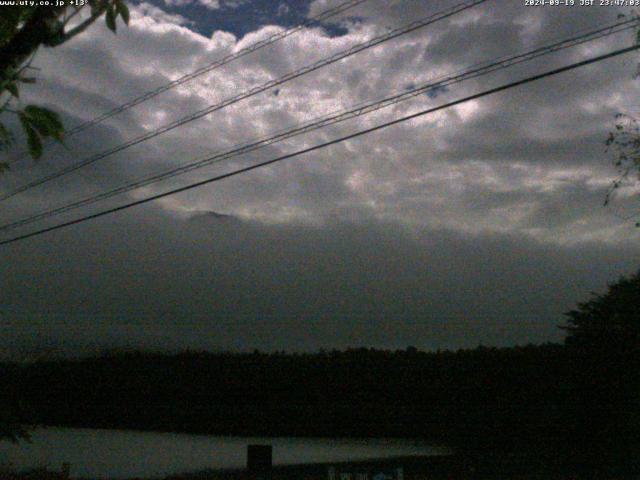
[[561, 269, 640, 352], [560, 270, 640, 475]]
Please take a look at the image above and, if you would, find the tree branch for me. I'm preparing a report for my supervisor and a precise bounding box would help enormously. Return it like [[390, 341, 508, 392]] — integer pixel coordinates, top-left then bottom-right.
[[0, 6, 65, 77], [62, 6, 84, 28], [51, 4, 109, 46]]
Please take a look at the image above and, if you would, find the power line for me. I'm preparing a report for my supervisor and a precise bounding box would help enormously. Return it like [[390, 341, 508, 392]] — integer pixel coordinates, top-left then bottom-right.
[[0, 0, 488, 202], [5, 0, 370, 164], [64, 0, 366, 134], [1, 42, 637, 247], [2, 17, 636, 233], [3, 0, 484, 196]]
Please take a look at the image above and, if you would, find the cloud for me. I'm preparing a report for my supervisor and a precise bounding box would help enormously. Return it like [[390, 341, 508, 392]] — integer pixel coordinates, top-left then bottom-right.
[[6, 0, 640, 243], [135, 3, 193, 26], [161, 0, 248, 11], [197, 0, 221, 9], [172, 0, 246, 11], [1, 0, 639, 354]]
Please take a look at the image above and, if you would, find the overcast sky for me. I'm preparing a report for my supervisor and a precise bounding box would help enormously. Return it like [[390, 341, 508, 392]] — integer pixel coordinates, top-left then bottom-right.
[[1, 0, 640, 357]]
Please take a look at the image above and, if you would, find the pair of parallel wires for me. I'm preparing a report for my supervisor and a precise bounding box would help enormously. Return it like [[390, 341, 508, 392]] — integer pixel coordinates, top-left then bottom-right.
[[0, 0, 487, 201], [1, 0, 638, 245]]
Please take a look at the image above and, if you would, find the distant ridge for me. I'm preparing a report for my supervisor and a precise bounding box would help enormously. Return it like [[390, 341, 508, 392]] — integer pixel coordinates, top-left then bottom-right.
[[187, 210, 239, 224]]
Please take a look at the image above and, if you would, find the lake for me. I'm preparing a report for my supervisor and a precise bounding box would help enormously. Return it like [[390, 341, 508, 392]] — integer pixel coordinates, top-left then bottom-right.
[[0, 427, 446, 479]]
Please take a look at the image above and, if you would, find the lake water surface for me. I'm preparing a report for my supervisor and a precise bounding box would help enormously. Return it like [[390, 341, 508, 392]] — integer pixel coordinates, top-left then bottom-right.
[[0, 428, 446, 479]]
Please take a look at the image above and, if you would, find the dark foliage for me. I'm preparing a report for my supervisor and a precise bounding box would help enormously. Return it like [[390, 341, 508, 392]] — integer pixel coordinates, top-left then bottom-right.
[[562, 270, 640, 352], [558, 270, 640, 476], [1, 343, 635, 474], [1, 273, 638, 474]]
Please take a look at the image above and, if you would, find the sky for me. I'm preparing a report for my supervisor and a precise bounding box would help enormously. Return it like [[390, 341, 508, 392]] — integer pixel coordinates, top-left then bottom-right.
[[1, 0, 640, 357]]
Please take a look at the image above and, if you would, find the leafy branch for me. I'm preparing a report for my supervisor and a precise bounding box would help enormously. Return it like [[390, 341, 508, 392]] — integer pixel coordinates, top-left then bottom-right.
[[604, 113, 640, 226], [0, 1, 129, 164]]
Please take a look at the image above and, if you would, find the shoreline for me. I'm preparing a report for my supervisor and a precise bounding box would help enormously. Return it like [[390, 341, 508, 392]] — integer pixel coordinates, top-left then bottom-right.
[[6, 451, 639, 480]]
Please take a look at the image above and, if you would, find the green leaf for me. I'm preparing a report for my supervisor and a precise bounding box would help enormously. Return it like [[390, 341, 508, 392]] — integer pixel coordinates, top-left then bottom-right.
[[6, 82, 19, 98], [0, 162, 9, 173], [89, 0, 111, 15], [26, 125, 42, 159], [106, 5, 117, 32], [23, 105, 64, 142], [19, 113, 43, 160], [24, 106, 63, 130], [116, 0, 130, 25], [0, 7, 23, 48], [0, 121, 14, 150]]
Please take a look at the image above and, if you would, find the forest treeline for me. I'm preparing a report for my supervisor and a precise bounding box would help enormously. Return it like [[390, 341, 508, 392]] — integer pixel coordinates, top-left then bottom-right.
[[1, 343, 638, 472]]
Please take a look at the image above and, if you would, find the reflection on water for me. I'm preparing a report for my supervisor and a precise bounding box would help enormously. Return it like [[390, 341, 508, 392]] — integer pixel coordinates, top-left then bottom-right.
[[0, 427, 445, 479]]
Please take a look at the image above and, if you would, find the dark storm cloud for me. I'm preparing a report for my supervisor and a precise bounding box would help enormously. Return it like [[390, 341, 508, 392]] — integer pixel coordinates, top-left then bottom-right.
[[1, 209, 639, 358]]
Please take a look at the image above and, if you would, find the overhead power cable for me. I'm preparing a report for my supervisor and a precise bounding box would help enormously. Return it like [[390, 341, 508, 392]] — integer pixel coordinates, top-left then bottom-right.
[[1, 17, 636, 233], [5, 0, 370, 163], [64, 0, 367, 135], [1, 42, 637, 247], [0, 0, 488, 202]]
